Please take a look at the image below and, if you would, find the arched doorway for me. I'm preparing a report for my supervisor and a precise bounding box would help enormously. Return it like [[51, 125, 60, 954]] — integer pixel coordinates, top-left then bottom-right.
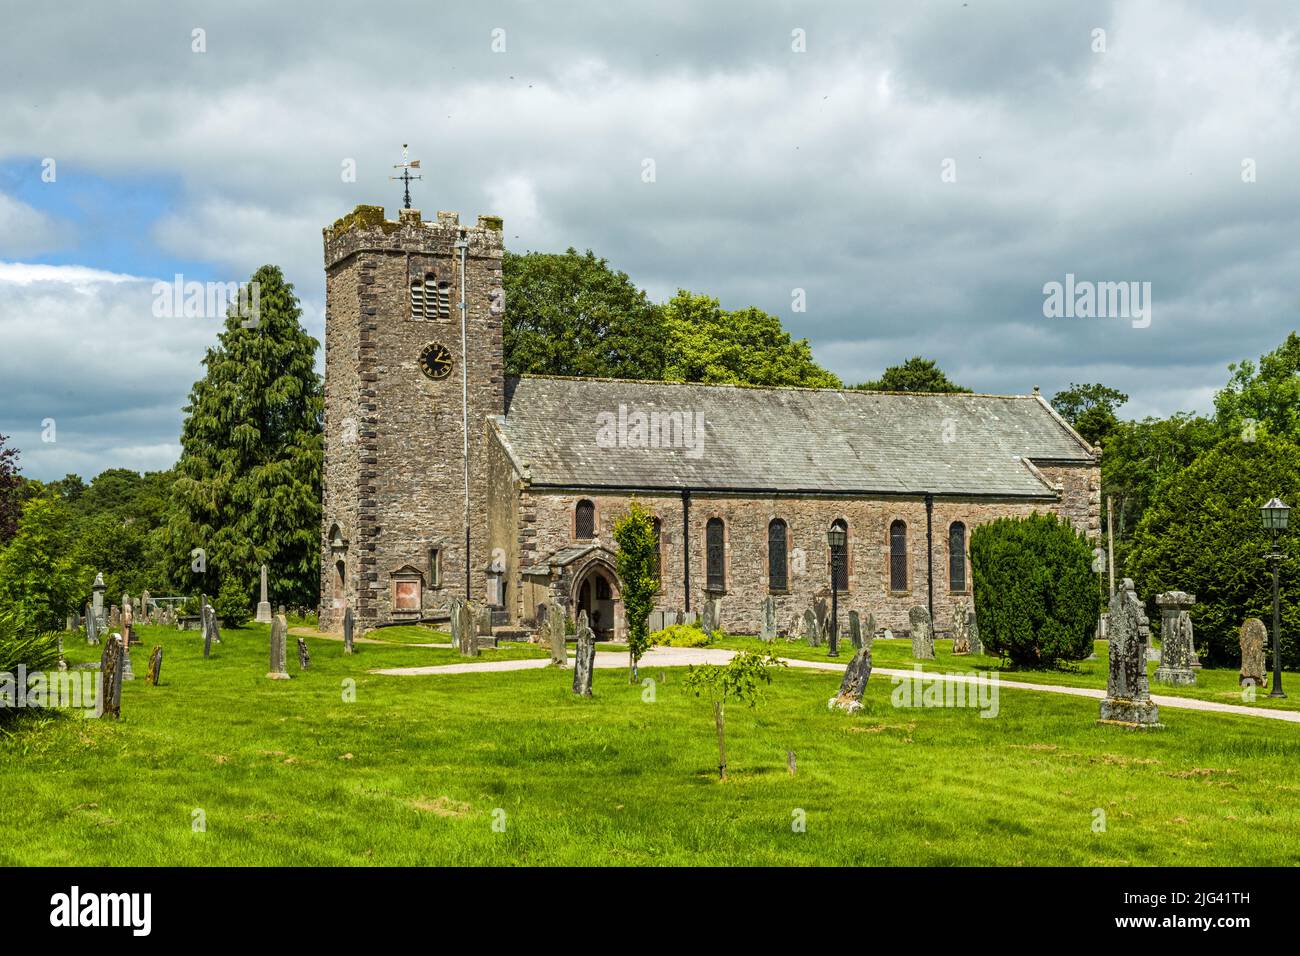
[[573, 561, 621, 641]]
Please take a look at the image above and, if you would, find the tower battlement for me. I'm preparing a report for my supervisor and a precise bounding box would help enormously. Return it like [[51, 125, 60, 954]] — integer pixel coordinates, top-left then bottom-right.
[[323, 204, 504, 270]]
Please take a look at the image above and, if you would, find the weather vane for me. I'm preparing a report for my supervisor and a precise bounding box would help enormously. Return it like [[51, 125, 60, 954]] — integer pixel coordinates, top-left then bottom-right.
[[390, 144, 422, 209]]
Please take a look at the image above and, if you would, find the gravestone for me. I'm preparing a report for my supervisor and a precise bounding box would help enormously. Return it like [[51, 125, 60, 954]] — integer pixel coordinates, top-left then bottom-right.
[[119, 636, 135, 681], [92, 572, 106, 629], [122, 601, 135, 646], [951, 602, 971, 655], [343, 606, 355, 655], [208, 603, 222, 645], [99, 636, 124, 719], [1239, 618, 1267, 687], [828, 645, 873, 714], [572, 611, 595, 697], [267, 613, 290, 679], [141, 589, 151, 624], [297, 637, 311, 670], [802, 609, 821, 646], [448, 597, 465, 649], [813, 596, 828, 635], [1098, 579, 1161, 727], [682, 610, 698, 627], [967, 608, 983, 656], [1154, 591, 1197, 686], [255, 564, 273, 624], [864, 613, 878, 649], [110, 605, 120, 628], [909, 606, 934, 659], [848, 609, 862, 650], [85, 603, 100, 646], [701, 598, 720, 638], [477, 605, 494, 638], [759, 596, 777, 642], [146, 646, 163, 686], [202, 604, 215, 659], [547, 600, 568, 667]]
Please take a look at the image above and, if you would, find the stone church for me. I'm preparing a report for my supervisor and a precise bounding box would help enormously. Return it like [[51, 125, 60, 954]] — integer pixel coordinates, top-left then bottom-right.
[[319, 204, 1100, 640]]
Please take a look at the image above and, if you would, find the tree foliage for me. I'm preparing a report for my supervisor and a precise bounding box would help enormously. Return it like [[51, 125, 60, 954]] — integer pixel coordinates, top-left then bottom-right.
[[1214, 330, 1300, 443], [970, 514, 1098, 667], [167, 265, 323, 610], [852, 356, 969, 393], [681, 650, 784, 779], [613, 501, 659, 680], [0, 434, 22, 547], [1051, 382, 1129, 447], [1127, 435, 1300, 668], [662, 291, 841, 388], [0, 496, 85, 636], [503, 248, 667, 379]]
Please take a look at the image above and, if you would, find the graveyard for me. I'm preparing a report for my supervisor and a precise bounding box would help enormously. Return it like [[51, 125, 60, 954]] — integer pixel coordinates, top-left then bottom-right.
[[2, 615, 1298, 867]]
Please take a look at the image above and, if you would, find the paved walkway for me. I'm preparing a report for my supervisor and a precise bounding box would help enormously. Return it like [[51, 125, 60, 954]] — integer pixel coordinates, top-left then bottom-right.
[[369, 646, 1300, 724]]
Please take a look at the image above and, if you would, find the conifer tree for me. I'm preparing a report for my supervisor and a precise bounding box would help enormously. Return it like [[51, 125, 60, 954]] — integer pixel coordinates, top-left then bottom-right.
[[168, 266, 323, 610]]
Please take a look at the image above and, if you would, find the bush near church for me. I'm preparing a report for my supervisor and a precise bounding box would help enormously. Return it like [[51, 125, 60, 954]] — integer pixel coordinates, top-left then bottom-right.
[[970, 514, 1098, 667], [1128, 434, 1300, 669]]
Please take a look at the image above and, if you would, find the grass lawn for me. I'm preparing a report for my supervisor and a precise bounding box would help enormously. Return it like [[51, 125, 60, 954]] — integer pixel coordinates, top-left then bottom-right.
[[2, 622, 1298, 866], [712, 635, 1300, 713]]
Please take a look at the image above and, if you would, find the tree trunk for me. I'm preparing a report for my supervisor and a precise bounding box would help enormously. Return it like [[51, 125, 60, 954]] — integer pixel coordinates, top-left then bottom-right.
[[629, 648, 638, 684], [713, 700, 727, 780]]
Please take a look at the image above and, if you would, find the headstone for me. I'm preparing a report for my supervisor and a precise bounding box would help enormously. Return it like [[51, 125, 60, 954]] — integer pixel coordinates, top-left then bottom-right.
[[1239, 618, 1267, 688], [813, 596, 828, 635], [208, 603, 222, 644], [99, 636, 124, 719], [864, 613, 878, 649], [122, 600, 135, 646], [701, 598, 720, 638], [682, 610, 698, 627], [951, 602, 971, 655], [202, 604, 215, 659], [547, 600, 568, 667], [1154, 591, 1197, 686], [909, 606, 934, 659], [802, 608, 821, 646], [572, 611, 595, 697], [141, 589, 151, 623], [146, 646, 163, 686], [456, 600, 478, 657], [343, 606, 355, 655], [91, 573, 106, 629], [967, 609, 983, 655], [119, 638, 135, 681], [1098, 579, 1161, 727], [85, 603, 100, 645], [828, 644, 873, 713], [110, 605, 120, 628], [848, 609, 862, 650], [759, 596, 777, 642], [267, 613, 290, 679], [297, 637, 311, 670], [477, 604, 494, 637], [255, 564, 273, 623]]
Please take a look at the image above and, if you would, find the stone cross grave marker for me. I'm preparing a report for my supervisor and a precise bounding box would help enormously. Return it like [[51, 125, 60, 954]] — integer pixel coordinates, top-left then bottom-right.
[[572, 610, 595, 697], [1239, 618, 1267, 688], [909, 606, 934, 659], [1098, 579, 1161, 727], [1154, 591, 1197, 686]]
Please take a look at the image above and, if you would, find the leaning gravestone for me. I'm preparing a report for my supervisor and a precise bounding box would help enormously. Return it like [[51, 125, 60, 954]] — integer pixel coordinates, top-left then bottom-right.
[[848, 609, 862, 650], [1239, 618, 1267, 688], [547, 601, 568, 667], [202, 605, 215, 659], [146, 646, 163, 686], [759, 596, 777, 642], [99, 637, 124, 719], [828, 644, 873, 713], [802, 608, 822, 646], [343, 606, 355, 655], [967, 608, 983, 656], [909, 606, 934, 659], [572, 611, 595, 697], [297, 636, 311, 670], [267, 614, 290, 680], [1098, 579, 1161, 728], [1154, 591, 1197, 686], [207, 603, 222, 645], [951, 602, 971, 655]]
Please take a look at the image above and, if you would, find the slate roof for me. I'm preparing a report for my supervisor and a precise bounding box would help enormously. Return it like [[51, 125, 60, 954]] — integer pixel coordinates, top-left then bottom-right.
[[497, 376, 1094, 499]]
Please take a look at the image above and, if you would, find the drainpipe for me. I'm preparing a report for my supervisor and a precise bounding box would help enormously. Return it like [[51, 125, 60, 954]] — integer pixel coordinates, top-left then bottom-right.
[[682, 489, 691, 612], [456, 233, 470, 599], [925, 494, 935, 622]]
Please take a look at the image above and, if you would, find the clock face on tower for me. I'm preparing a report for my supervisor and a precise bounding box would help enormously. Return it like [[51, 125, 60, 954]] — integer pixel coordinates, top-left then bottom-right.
[[418, 342, 453, 381]]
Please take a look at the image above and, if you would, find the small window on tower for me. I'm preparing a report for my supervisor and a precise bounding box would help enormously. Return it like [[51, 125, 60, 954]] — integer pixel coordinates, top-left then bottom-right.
[[410, 277, 426, 320], [411, 272, 447, 320]]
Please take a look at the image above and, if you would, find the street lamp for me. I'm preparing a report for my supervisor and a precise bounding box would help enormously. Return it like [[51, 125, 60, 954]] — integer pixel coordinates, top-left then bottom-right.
[[1261, 497, 1290, 699], [827, 524, 847, 658]]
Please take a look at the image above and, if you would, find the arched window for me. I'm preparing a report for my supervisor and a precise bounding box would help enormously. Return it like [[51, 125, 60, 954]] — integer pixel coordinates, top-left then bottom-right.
[[410, 272, 451, 320], [949, 522, 967, 592], [768, 519, 788, 591], [706, 517, 726, 591], [830, 518, 849, 591], [575, 499, 595, 539], [889, 520, 908, 592]]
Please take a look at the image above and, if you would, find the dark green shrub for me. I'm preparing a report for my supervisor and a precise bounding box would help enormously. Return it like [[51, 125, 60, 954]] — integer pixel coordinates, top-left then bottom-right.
[[1128, 435, 1300, 668], [970, 513, 1099, 667], [213, 573, 251, 629]]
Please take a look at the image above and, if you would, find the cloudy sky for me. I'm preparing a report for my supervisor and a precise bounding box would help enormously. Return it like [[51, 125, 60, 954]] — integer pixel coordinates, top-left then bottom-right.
[[2, 1, 1297, 481]]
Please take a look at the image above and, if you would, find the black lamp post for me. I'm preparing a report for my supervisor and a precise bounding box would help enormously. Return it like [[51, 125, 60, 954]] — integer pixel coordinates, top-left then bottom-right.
[[1261, 497, 1290, 699], [827, 525, 847, 658]]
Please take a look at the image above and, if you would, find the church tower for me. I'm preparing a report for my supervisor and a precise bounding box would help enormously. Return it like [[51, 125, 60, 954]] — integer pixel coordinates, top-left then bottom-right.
[[319, 204, 505, 630]]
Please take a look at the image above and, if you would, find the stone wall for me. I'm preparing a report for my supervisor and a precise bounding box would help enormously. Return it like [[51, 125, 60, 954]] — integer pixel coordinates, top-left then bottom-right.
[[320, 207, 505, 630]]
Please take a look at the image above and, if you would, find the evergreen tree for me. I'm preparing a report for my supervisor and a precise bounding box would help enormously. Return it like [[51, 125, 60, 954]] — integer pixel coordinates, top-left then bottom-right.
[[853, 356, 969, 393], [0, 495, 84, 635], [0, 433, 22, 547], [613, 501, 659, 682], [167, 265, 323, 610]]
